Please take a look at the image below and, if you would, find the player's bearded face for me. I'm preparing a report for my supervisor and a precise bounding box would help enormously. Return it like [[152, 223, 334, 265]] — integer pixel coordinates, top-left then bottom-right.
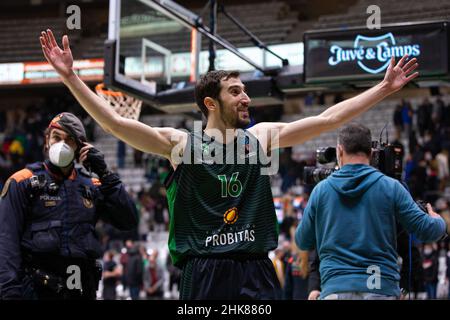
[[218, 78, 251, 129]]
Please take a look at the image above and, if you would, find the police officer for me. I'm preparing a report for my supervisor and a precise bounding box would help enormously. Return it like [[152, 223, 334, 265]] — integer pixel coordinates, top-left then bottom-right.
[[0, 112, 138, 300]]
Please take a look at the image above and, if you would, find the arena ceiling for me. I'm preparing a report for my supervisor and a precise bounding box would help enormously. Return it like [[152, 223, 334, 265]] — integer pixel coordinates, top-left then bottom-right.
[[0, 0, 357, 21]]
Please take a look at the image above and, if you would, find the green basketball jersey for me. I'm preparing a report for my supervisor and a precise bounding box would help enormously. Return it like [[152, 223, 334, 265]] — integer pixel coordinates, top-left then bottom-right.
[[165, 129, 279, 266]]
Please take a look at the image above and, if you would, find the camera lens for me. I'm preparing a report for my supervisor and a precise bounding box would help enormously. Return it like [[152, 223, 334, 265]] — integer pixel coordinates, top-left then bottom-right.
[[304, 166, 336, 184], [316, 147, 336, 164]]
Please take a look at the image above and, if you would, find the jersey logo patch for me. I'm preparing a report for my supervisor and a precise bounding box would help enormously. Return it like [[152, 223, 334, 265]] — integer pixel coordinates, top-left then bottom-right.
[[83, 197, 94, 209], [202, 143, 210, 155], [0, 179, 12, 198], [44, 201, 57, 207], [223, 207, 238, 224]]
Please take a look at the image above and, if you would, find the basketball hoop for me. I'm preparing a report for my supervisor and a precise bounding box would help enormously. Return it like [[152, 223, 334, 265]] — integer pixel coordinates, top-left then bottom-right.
[[95, 83, 143, 120]]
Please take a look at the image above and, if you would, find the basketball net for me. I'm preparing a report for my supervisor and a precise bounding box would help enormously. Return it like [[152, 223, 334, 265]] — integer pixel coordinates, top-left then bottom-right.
[[95, 83, 143, 120]]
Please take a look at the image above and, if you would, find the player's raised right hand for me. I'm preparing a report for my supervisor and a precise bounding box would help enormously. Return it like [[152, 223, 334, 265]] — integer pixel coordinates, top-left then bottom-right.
[[40, 29, 74, 79]]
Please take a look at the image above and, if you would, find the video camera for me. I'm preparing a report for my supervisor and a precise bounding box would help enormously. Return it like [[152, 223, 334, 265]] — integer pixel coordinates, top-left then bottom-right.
[[303, 134, 404, 185], [303, 147, 339, 185]]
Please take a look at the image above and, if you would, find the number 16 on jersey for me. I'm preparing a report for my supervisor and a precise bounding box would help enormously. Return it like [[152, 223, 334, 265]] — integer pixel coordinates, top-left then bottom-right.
[[218, 172, 243, 198]]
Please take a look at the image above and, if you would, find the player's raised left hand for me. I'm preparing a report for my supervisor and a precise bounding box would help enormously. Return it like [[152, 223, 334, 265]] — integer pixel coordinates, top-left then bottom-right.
[[382, 54, 419, 93], [40, 29, 74, 79]]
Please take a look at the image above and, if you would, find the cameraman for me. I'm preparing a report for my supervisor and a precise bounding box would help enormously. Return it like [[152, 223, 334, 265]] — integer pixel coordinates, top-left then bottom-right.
[[295, 123, 446, 300]]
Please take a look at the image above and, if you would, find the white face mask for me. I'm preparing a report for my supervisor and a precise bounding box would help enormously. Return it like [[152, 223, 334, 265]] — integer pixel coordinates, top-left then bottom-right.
[[48, 141, 74, 168]]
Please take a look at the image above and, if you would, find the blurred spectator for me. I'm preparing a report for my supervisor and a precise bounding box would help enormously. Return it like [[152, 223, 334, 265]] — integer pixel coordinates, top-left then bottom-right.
[[82, 114, 96, 142], [426, 156, 440, 203], [423, 131, 441, 157], [393, 103, 404, 139], [134, 148, 144, 166], [137, 193, 151, 241], [23, 107, 43, 163], [436, 149, 449, 192], [409, 158, 428, 200], [422, 243, 439, 299], [153, 201, 166, 232], [283, 251, 309, 300], [119, 240, 134, 291], [433, 98, 445, 128], [144, 249, 164, 299], [127, 244, 144, 300], [304, 92, 314, 106], [117, 140, 126, 169], [317, 92, 325, 105], [144, 157, 158, 182], [400, 99, 413, 136], [280, 196, 297, 241], [281, 166, 298, 193], [149, 178, 168, 232], [417, 98, 432, 137], [408, 129, 419, 154], [158, 164, 170, 184], [102, 250, 122, 300], [166, 256, 181, 299]]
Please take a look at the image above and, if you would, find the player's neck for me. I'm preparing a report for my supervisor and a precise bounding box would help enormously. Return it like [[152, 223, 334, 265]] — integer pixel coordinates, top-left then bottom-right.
[[204, 119, 238, 144]]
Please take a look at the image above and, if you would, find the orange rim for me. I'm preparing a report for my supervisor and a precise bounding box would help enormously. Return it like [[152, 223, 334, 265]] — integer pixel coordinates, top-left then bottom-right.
[[95, 83, 124, 97]]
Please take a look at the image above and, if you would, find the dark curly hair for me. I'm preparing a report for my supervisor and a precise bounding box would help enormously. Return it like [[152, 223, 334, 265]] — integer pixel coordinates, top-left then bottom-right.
[[194, 70, 240, 117]]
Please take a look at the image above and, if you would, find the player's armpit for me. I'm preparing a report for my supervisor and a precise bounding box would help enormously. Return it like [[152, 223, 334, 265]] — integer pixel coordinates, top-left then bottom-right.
[[157, 127, 189, 162], [247, 122, 285, 153]]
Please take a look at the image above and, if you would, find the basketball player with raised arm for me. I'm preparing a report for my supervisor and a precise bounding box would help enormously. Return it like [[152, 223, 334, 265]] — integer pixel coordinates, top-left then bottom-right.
[[40, 29, 418, 299]]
